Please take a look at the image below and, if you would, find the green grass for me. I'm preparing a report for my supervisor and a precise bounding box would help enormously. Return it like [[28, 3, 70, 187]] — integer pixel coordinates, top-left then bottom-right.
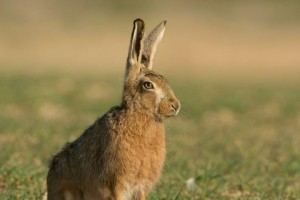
[[0, 72, 299, 199]]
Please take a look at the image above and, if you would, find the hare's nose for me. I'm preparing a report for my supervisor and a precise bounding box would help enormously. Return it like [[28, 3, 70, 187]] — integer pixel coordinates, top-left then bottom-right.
[[171, 103, 177, 111], [170, 99, 180, 115]]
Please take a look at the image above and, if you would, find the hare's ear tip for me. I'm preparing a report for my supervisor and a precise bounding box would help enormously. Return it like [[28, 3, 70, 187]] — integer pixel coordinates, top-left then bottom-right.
[[163, 20, 167, 25], [133, 18, 145, 28], [134, 18, 144, 23]]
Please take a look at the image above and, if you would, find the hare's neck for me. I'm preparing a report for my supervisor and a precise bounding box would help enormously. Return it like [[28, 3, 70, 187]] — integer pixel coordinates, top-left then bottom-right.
[[125, 107, 164, 129]]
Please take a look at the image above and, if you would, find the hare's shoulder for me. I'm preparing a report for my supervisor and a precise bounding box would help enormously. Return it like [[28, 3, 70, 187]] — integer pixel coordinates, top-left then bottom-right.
[[80, 105, 124, 136]]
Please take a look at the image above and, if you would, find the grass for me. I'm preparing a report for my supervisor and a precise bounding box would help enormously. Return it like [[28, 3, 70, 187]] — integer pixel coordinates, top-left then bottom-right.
[[0, 72, 299, 199]]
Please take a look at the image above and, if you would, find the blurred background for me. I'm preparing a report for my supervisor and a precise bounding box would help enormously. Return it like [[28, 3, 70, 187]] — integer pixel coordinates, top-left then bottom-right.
[[1, 0, 300, 81], [1, 0, 300, 199]]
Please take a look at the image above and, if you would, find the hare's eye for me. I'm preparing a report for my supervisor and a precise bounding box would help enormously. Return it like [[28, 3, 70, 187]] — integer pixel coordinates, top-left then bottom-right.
[[143, 81, 154, 89]]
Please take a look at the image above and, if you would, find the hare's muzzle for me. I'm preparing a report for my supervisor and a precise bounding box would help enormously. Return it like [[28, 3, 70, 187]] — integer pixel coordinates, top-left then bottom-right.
[[169, 98, 181, 116], [157, 96, 180, 118]]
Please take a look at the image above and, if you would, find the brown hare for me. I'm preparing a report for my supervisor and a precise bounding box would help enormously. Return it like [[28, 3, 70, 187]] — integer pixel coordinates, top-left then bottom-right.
[[47, 18, 180, 200]]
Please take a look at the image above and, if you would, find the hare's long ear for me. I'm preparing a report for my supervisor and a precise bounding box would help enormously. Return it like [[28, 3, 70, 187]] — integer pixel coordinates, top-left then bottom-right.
[[125, 19, 145, 79], [142, 20, 166, 70], [129, 19, 144, 63], [123, 19, 145, 102]]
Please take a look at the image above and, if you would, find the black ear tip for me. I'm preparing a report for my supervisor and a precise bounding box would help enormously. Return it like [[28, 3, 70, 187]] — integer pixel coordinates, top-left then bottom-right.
[[163, 20, 167, 25], [134, 18, 145, 30], [134, 18, 144, 24]]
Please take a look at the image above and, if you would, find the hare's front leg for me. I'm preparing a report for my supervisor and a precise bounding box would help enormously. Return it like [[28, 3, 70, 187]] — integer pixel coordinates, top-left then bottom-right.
[[113, 183, 128, 200], [134, 191, 145, 200], [113, 184, 145, 200]]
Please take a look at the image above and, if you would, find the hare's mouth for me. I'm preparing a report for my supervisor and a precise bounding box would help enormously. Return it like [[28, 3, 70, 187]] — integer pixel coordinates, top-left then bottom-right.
[[154, 112, 175, 121], [157, 105, 180, 119], [162, 110, 180, 118]]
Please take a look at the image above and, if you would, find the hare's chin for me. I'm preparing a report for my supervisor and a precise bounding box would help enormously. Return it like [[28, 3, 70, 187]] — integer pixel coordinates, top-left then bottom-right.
[[160, 112, 178, 118]]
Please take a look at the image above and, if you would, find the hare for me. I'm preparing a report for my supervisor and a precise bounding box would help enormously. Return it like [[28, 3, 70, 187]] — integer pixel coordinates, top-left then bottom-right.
[[47, 18, 180, 200]]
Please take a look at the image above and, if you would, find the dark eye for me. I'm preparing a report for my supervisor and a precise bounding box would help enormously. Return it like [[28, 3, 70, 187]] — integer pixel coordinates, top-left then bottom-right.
[[143, 81, 154, 89]]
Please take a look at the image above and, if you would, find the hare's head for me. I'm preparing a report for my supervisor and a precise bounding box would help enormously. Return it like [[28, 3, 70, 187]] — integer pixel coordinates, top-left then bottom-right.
[[122, 19, 180, 120]]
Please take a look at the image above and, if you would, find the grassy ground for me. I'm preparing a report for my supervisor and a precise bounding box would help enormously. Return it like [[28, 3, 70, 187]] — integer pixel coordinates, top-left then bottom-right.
[[0, 72, 299, 199]]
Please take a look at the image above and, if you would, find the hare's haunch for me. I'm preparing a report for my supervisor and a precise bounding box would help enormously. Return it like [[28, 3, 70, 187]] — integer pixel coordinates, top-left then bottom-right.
[[47, 19, 180, 200]]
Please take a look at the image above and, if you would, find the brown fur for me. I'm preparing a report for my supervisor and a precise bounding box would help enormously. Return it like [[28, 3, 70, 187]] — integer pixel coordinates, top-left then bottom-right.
[[47, 19, 180, 200]]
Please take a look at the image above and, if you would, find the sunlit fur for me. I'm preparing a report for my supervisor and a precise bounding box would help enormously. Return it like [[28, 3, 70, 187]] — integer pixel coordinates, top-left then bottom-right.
[[47, 19, 180, 200]]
